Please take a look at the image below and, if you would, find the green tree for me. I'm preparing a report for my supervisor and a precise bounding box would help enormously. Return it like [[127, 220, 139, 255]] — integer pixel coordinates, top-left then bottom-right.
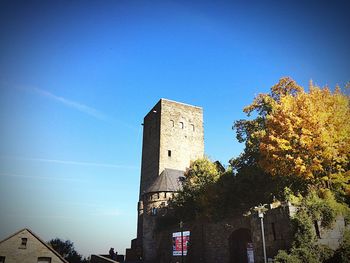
[[170, 158, 223, 221], [170, 157, 272, 221], [184, 158, 220, 190], [48, 238, 89, 263]]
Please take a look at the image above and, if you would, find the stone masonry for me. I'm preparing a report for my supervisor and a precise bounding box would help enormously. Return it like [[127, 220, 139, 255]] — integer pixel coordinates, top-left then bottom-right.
[[153, 203, 347, 263], [136, 99, 204, 262], [138, 99, 204, 198]]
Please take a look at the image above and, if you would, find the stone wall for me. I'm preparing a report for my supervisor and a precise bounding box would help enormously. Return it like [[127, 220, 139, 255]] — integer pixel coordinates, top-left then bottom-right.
[[91, 255, 118, 263], [142, 191, 176, 261], [138, 98, 204, 199], [159, 99, 204, 174], [316, 216, 346, 250], [139, 100, 162, 199], [250, 205, 294, 262], [153, 204, 347, 263], [137, 99, 204, 262], [137, 100, 162, 248], [155, 217, 251, 263]]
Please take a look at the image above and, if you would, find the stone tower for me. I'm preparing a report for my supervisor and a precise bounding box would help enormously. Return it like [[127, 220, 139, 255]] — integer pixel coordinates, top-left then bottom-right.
[[136, 99, 204, 261]]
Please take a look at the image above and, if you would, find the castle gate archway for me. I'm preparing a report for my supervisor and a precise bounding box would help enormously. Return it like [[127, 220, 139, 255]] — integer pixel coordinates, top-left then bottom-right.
[[228, 228, 252, 263]]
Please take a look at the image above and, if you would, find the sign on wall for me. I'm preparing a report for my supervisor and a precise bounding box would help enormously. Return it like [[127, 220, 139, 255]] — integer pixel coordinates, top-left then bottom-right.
[[172, 231, 190, 256]]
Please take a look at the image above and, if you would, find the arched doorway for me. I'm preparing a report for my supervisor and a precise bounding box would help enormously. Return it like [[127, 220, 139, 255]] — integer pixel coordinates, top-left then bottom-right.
[[228, 228, 252, 263]]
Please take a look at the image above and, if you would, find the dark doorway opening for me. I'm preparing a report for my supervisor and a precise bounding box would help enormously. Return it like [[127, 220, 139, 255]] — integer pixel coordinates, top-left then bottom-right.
[[228, 228, 252, 263]]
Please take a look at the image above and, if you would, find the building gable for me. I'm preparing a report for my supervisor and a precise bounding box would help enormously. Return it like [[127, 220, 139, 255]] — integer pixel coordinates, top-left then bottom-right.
[[0, 228, 68, 263]]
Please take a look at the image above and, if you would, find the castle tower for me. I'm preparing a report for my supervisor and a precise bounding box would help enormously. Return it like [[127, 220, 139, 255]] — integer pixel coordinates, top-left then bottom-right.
[[137, 99, 204, 261]]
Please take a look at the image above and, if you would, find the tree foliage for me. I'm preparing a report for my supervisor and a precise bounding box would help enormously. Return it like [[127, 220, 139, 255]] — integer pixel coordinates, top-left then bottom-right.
[[275, 189, 350, 263], [48, 238, 89, 263], [184, 158, 221, 190], [261, 82, 349, 183], [168, 157, 275, 223], [234, 77, 350, 198], [170, 158, 223, 221]]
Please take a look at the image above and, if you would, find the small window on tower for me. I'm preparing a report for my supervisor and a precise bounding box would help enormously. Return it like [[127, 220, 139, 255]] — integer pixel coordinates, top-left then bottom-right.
[[179, 122, 184, 129], [191, 124, 195, 131], [170, 120, 174, 127], [168, 150, 171, 157]]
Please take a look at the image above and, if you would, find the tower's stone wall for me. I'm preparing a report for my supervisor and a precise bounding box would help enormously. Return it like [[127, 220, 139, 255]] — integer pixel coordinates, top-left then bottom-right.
[[136, 99, 204, 262], [139, 101, 162, 198], [159, 99, 204, 174], [138, 99, 204, 198]]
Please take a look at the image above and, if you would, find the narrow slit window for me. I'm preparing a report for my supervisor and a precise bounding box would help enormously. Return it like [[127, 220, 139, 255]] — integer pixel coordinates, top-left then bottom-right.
[[314, 221, 321, 238], [191, 124, 195, 131], [179, 122, 184, 129], [168, 150, 171, 157], [271, 223, 277, 240], [170, 120, 174, 127]]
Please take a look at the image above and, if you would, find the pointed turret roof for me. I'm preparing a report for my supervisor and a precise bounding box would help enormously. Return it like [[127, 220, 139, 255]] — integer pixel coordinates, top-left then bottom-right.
[[145, 168, 185, 194]]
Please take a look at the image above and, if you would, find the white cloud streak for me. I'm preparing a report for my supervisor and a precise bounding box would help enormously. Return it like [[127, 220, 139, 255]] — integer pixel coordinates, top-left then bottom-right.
[[1, 156, 138, 169], [0, 172, 85, 182], [33, 87, 109, 121], [15, 84, 137, 130]]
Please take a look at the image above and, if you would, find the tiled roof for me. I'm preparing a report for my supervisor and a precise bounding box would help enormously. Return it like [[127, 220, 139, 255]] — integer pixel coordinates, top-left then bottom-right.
[[145, 168, 185, 193]]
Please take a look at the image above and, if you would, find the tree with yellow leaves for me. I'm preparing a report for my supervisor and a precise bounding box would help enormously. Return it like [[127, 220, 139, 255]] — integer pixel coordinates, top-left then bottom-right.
[[234, 77, 350, 198]]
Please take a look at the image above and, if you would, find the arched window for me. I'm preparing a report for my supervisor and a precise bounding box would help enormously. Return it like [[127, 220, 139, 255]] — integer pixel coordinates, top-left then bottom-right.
[[179, 122, 184, 129], [191, 124, 195, 131]]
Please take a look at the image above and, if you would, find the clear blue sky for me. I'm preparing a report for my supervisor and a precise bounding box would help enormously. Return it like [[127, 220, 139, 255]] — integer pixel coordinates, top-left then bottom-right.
[[0, 0, 349, 257]]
